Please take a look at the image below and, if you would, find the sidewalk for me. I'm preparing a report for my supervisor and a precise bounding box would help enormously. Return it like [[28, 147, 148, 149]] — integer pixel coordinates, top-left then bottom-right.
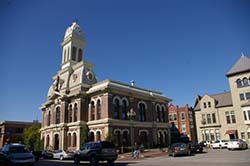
[[117, 149, 168, 161]]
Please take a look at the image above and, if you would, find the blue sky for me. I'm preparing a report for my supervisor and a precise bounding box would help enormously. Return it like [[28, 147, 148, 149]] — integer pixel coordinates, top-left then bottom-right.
[[0, 0, 250, 122]]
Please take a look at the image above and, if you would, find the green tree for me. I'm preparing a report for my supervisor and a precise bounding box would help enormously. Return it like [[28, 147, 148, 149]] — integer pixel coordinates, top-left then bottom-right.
[[23, 124, 42, 150], [80, 124, 89, 145]]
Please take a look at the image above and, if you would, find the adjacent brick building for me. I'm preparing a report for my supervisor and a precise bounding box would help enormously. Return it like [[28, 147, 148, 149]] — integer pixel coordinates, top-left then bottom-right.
[[0, 121, 40, 148], [40, 22, 171, 151], [168, 104, 197, 142]]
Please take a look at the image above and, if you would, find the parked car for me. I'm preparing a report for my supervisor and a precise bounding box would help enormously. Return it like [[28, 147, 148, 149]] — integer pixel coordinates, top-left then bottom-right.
[[1, 143, 35, 165], [53, 150, 74, 160], [42, 150, 53, 159], [227, 139, 248, 150], [211, 140, 229, 149], [189, 142, 203, 153], [199, 140, 211, 147], [168, 143, 191, 157], [74, 141, 118, 165]]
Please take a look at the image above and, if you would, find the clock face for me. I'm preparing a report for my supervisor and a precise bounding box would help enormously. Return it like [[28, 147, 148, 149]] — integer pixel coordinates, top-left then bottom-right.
[[86, 71, 95, 81]]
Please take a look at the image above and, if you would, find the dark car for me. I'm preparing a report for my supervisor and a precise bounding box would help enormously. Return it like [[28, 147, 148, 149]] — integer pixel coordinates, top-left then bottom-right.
[[189, 142, 203, 153], [74, 141, 118, 165], [168, 143, 191, 157], [1, 143, 35, 166], [42, 150, 53, 159]]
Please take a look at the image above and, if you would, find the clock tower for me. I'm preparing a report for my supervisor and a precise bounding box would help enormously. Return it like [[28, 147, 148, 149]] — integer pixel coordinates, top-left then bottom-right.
[[61, 21, 86, 69]]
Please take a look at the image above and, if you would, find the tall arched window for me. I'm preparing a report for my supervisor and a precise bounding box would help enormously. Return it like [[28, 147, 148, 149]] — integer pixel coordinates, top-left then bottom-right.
[[96, 131, 101, 141], [89, 132, 94, 142], [47, 111, 51, 126], [122, 131, 129, 146], [114, 130, 121, 146], [236, 79, 242, 88], [68, 133, 71, 147], [69, 105, 73, 122], [162, 106, 166, 122], [63, 49, 66, 62], [74, 103, 78, 122], [46, 135, 50, 148], [122, 100, 127, 120], [55, 107, 61, 124], [157, 105, 161, 122], [73, 133, 77, 147], [72, 46, 76, 61], [97, 100, 102, 120], [78, 49, 82, 62], [139, 103, 146, 122], [114, 99, 119, 119], [91, 101, 95, 120]]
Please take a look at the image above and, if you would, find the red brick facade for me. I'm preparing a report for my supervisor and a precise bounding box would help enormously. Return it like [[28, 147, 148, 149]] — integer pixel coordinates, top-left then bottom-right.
[[168, 104, 197, 142]]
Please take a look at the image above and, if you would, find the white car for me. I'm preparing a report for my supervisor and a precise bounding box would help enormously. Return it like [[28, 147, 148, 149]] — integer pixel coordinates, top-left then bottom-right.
[[211, 140, 229, 149], [227, 139, 248, 150], [53, 150, 74, 160]]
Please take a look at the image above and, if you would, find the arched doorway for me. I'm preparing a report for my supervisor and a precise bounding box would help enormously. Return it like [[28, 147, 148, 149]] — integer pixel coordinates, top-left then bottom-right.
[[54, 134, 59, 150]]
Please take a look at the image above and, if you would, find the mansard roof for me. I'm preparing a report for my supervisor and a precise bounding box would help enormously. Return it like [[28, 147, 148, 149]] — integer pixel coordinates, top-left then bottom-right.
[[194, 92, 232, 111], [226, 54, 250, 77]]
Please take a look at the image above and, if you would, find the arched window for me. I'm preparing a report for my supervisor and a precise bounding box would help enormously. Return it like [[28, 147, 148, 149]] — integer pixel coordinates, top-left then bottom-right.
[[114, 99, 119, 119], [236, 79, 242, 88], [96, 131, 101, 141], [46, 135, 50, 148], [91, 101, 95, 120], [69, 105, 73, 122], [243, 78, 249, 86], [78, 49, 82, 62], [55, 107, 60, 124], [74, 103, 78, 122], [122, 130, 129, 146], [73, 133, 77, 147], [47, 111, 51, 126], [161, 106, 166, 122], [157, 105, 161, 122], [139, 131, 148, 146], [114, 130, 121, 146], [139, 103, 146, 122], [68, 133, 72, 147], [63, 49, 66, 62], [97, 100, 102, 120], [89, 132, 94, 142], [72, 47, 77, 61], [122, 100, 127, 120]]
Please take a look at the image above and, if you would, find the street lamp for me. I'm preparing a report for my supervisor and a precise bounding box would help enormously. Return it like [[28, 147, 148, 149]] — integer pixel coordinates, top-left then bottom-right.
[[127, 108, 136, 154]]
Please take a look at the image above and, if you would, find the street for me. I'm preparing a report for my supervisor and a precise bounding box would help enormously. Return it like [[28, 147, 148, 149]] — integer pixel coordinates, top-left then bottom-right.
[[36, 148, 250, 166]]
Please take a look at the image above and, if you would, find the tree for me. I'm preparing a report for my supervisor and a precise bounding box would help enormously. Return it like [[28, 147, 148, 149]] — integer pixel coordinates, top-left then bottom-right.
[[80, 124, 89, 145], [23, 124, 42, 150]]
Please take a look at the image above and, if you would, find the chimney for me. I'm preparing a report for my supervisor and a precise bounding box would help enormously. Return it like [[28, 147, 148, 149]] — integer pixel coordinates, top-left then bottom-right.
[[130, 80, 135, 86]]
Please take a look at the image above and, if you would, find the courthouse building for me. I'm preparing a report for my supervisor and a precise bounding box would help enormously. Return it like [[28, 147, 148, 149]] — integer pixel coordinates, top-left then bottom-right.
[[194, 54, 250, 143], [40, 22, 171, 151]]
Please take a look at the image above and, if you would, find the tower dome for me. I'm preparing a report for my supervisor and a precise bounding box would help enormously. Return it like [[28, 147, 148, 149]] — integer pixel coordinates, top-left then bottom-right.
[[64, 21, 85, 40]]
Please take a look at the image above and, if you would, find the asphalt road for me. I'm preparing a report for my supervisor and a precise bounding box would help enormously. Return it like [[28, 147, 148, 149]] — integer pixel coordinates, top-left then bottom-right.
[[36, 148, 250, 166]]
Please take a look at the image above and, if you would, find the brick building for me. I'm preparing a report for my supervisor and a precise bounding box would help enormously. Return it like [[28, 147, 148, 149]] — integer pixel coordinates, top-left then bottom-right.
[[0, 121, 40, 148], [40, 22, 171, 151], [168, 104, 197, 142]]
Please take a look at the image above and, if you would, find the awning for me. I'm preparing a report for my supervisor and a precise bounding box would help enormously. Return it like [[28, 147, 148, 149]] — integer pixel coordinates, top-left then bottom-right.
[[225, 130, 237, 135]]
